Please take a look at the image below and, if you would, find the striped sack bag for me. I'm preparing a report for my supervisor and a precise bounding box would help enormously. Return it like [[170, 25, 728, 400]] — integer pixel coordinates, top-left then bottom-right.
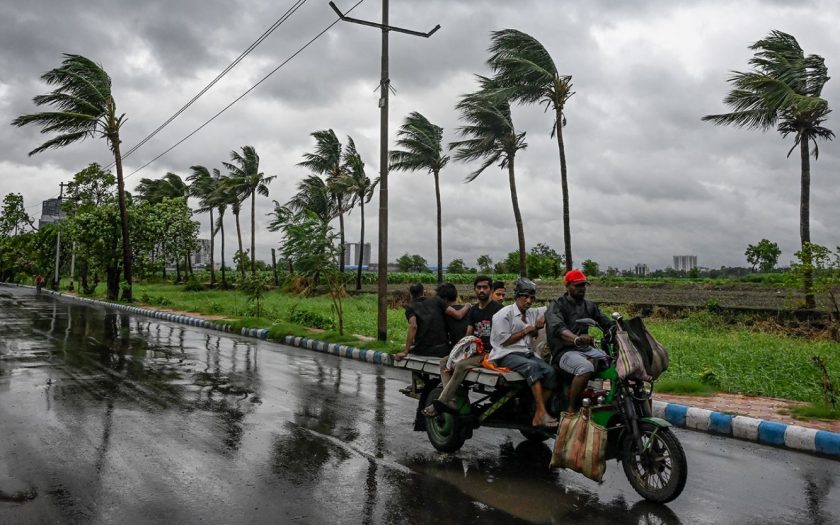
[[549, 408, 607, 482]]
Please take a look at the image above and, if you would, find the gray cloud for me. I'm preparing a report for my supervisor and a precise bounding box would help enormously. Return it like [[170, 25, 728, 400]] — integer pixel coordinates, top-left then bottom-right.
[[2, 0, 839, 272]]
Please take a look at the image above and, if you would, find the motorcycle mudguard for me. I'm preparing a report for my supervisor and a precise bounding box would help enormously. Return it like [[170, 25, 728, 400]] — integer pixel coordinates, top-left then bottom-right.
[[639, 416, 671, 429]]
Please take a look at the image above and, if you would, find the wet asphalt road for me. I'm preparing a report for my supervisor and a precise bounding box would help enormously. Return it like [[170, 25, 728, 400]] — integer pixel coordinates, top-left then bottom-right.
[[0, 286, 838, 525]]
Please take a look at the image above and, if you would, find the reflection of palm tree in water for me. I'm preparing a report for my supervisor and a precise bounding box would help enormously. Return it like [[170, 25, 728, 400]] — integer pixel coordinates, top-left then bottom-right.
[[270, 357, 361, 485], [361, 371, 387, 524]]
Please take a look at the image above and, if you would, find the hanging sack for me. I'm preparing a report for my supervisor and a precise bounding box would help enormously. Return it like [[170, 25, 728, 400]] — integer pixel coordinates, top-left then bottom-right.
[[614, 321, 652, 382], [624, 317, 669, 380], [550, 407, 608, 482]]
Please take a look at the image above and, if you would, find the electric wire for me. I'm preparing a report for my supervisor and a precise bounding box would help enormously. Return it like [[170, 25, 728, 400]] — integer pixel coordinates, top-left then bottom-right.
[[123, 0, 365, 181], [105, 0, 309, 169]]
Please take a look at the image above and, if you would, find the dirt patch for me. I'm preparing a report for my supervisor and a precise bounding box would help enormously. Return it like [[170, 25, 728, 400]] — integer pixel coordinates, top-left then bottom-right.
[[657, 392, 840, 433], [140, 306, 228, 321]]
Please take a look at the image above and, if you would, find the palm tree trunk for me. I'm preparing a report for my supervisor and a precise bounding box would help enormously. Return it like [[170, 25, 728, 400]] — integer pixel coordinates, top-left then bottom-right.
[[507, 155, 527, 277], [338, 209, 346, 274], [800, 136, 814, 309], [209, 209, 216, 286], [356, 201, 365, 290], [234, 210, 245, 279], [434, 169, 443, 284], [555, 108, 573, 272], [220, 212, 228, 288], [250, 190, 256, 275], [112, 138, 133, 301]]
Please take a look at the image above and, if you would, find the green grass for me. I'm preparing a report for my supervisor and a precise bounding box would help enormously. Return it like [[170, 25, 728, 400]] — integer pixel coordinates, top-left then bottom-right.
[[66, 281, 840, 404], [789, 403, 840, 420], [655, 378, 717, 396], [647, 311, 840, 403]]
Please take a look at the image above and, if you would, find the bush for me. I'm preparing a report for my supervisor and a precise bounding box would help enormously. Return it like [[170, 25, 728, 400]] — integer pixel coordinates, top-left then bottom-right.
[[183, 275, 204, 292], [288, 308, 335, 330]]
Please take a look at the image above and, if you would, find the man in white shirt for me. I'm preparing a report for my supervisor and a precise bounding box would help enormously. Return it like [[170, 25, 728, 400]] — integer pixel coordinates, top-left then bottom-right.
[[489, 278, 558, 428]]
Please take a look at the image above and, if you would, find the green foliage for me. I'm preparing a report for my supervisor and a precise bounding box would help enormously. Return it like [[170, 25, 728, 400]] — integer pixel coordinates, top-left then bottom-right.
[[705, 298, 723, 314], [697, 368, 721, 388], [183, 275, 204, 292], [499, 243, 562, 278], [446, 258, 467, 274], [745, 239, 782, 272], [476, 254, 493, 273], [0, 193, 35, 236], [581, 259, 599, 277], [789, 403, 840, 420], [240, 274, 269, 317], [786, 243, 840, 311], [288, 307, 335, 330], [397, 253, 430, 273], [655, 378, 716, 396]]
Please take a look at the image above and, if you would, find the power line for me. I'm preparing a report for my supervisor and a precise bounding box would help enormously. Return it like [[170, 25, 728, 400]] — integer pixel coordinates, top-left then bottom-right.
[[124, 0, 366, 181], [107, 0, 309, 169]]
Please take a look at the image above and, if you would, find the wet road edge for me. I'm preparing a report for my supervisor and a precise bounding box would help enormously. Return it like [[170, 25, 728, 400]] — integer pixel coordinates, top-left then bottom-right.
[[3, 282, 838, 460]]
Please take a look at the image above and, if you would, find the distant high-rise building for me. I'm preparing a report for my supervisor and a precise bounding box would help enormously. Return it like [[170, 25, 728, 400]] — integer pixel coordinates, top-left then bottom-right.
[[39, 198, 64, 228], [343, 242, 371, 267], [192, 239, 211, 266], [672, 255, 697, 272], [635, 263, 649, 276]]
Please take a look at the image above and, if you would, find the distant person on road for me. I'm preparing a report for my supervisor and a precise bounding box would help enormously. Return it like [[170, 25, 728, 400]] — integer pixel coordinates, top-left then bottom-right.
[[545, 269, 614, 413], [491, 280, 506, 303], [35, 274, 45, 292], [396, 283, 471, 361], [489, 278, 557, 428], [425, 275, 502, 416]]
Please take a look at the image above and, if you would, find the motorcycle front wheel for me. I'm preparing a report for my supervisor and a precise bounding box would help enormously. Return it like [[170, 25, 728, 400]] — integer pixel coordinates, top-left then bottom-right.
[[621, 422, 687, 503]]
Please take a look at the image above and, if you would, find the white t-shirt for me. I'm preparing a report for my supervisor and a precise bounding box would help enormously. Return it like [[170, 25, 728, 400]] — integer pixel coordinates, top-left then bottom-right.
[[489, 304, 546, 361]]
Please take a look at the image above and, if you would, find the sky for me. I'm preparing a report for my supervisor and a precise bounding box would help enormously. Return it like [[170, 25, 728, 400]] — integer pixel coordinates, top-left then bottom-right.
[[2, 0, 839, 271]]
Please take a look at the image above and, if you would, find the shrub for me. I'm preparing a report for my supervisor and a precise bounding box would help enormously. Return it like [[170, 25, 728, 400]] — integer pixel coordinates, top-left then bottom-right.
[[288, 308, 335, 330], [183, 275, 204, 292]]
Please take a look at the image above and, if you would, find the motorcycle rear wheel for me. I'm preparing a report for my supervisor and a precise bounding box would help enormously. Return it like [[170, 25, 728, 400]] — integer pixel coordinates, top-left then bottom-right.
[[621, 422, 687, 503], [425, 386, 467, 453]]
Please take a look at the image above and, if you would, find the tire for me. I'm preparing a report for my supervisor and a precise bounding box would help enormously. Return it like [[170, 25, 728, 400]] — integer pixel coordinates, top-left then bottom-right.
[[424, 386, 466, 453], [519, 428, 551, 442], [621, 423, 687, 503]]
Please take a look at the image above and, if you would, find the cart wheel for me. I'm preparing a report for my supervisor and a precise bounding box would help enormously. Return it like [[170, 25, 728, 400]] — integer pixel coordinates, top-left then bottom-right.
[[519, 428, 551, 442], [425, 386, 466, 453]]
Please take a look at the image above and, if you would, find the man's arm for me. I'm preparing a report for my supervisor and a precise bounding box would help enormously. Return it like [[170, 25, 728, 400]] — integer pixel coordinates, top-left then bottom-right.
[[546, 301, 588, 346], [446, 303, 471, 320], [395, 315, 418, 361], [492, 310, 535, 348]]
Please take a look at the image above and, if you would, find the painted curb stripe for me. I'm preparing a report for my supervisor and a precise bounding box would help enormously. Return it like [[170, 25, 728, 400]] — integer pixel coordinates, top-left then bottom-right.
[[708, 412, 733, 435], [758, 421, 788, 447], [664, 404, 688, 427], [815, 431, 840, 456], [732, 416, 762, 441]]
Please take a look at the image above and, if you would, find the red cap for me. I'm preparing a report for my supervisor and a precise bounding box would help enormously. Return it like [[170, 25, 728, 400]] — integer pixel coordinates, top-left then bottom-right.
[[564, 269, 589, 285]]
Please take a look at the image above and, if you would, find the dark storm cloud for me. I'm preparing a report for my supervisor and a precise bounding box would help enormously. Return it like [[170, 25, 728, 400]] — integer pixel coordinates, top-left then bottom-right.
[[2, 0, 839, 270]]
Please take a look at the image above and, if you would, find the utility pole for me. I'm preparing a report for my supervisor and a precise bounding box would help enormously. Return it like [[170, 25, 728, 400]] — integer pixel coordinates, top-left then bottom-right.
[[329, 1, 439, 341], [52, 182, 66, 291]]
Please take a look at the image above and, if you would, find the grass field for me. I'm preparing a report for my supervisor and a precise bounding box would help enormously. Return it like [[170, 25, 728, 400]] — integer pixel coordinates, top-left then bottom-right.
[[78, 281, 840, 405]]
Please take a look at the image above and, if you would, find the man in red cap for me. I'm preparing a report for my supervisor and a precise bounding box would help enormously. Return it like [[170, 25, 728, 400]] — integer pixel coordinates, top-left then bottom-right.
[[545, 269, 614, 412]]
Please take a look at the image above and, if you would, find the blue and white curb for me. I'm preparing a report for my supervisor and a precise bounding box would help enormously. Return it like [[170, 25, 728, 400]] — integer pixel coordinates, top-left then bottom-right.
[[5, 282, 835, 458], [653, 400, 840, 459]]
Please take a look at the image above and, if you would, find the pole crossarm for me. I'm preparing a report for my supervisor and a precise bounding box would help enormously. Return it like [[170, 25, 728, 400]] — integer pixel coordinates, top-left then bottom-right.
[[329, 2, 440, 36]]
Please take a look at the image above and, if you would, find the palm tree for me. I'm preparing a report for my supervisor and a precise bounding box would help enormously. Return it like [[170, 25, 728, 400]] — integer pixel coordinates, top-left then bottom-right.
[[135, 172, 189, 204], [335, 138, 379, 290], [450, 77, 528, 276], [488, 29, 575, 271], [223, 146, 275, 275], [12, 54, 135, 300], [702, 30, 834, 308], [187, 166, 222, 286], [217, 174, 247, 280], [209, 177, 230, 288], [285, 174, 336, 226], [389, 112, 450, 284], [298, 130, 351, 273]]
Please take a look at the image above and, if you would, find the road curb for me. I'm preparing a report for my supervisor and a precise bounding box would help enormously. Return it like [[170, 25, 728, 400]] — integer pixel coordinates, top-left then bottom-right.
[[652, 400, 839, 459], [4, 282, 836, 459]]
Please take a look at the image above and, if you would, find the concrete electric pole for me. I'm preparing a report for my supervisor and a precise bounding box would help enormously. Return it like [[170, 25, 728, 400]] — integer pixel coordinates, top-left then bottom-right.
[[329, 0, 439, 341]]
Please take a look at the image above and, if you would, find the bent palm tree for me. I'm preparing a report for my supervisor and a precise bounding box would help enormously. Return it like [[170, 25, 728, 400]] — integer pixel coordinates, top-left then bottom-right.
[[488, 29, 575, 271], [450, 77, 528, 276], [188, 166, 222, 285], [218, 174, 247, 279], [298, 130, 351, 273], [389, 112, 450, 284], [223, 146, 275, 275], [702, 30, 834, 308], [12, 54, 134, 300], [336, 138, 379, 290], [209, 176, 231, 288], [135, 172, 189, 204]]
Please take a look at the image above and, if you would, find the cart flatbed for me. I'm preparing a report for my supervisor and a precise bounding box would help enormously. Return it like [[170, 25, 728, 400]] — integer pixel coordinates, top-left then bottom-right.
[[393, 354, 526, 387]]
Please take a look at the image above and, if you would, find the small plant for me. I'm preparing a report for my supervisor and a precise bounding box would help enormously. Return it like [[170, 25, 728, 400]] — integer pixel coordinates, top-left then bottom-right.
[[209, 301, 224, 313], [183, 275, 204, 292], [140, 293, 151, 303], [289, 308, 335, 330], [155, 296, 172, 306], [705, 298, 722, 315], [811, 356, 837, 408], [240, 274, 269, 317], [698, 368, 721, 388]]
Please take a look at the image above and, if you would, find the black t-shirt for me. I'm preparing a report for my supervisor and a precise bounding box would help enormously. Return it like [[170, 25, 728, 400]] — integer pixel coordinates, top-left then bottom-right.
[[405, 297, 426, 321], [545, 294, 614, 356], [467, 300, 503, 351], [445, 304, 470, 349], [408, 296, 449, 357]]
